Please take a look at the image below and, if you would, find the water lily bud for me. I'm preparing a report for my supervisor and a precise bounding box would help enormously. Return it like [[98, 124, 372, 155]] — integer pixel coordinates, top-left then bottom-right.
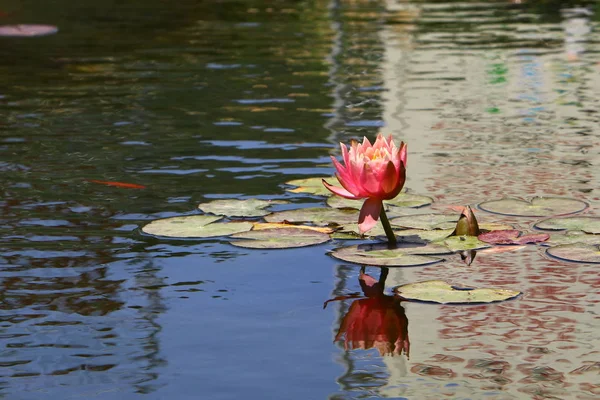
[[452, 205, 480, 236]]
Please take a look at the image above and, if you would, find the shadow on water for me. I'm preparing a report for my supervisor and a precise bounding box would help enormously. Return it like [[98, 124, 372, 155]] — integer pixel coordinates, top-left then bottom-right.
[[1, 0, 600, 398]]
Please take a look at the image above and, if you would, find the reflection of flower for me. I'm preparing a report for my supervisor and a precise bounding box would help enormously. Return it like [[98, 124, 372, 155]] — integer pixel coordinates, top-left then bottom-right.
[[330, 268, 410, 357], [323, 134, 406, 234]]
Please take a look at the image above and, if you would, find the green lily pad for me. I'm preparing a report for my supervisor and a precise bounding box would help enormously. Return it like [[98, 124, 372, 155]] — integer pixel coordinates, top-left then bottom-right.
[[546, 231, 600, 246], [285, 176, 335, 196], [330, 243, 447, 267], [326, 192, 433, 209], [479, 197, 588, 217], [441, 236, 491, 252], [198, 198, 288, 217], [264, 207, 358, 226], [393, 280, 521, 304], [396, 228, 454, 242], [389, 214, 458, 230], [141, 215, 253, 239], [546, 243, 600, 264], [229, 228, 331, 249], [534, 217, 600, 234]]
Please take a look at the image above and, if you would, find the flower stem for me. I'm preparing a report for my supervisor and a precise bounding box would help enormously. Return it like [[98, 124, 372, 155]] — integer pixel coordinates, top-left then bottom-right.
[[379, 206, 397, 246]]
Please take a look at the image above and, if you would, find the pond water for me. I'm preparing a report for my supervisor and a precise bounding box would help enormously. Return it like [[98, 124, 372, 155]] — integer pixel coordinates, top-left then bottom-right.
[[1, 0, 600, 399]]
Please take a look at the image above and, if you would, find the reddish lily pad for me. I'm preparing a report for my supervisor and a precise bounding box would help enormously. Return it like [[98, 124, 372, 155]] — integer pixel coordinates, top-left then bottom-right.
[[229, 228, 330, 249], [534, 217, 600, 234], [546, 244, 600, 264], [264, 207, 358, 226], [330, 243, 448, 267], [393, 280, 521, 304], [478, 230, 550, 245], [479, 197, 588, 217], [141, 215, 253, 239], [285, 176, 335, 196], [198, 198, 288, 217]]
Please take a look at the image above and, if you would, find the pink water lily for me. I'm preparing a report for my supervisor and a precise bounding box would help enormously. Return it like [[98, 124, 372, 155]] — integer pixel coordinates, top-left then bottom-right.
[[323, 134, 407, 234]]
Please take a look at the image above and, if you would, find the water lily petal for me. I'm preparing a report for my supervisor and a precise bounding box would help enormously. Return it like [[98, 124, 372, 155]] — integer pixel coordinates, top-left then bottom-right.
[[381, 160, 399, 194], [358, 198, 382, 234], [331, 156, 360, 195], [399, 142, 407, 167], [323, 179, 362, 199]]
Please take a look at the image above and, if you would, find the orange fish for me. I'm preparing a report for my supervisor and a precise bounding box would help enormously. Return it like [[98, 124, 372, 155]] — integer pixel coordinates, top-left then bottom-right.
[[87, 180, 146, 189]]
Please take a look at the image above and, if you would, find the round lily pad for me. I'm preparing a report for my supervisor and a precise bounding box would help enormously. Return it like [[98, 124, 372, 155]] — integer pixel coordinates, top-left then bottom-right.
[[285, 176, 335, 196], [441, 236, 491, 252], [252, 222, 335, 234], [198, 198, 288, 217], [393, 280, 521, 304], [479, 197, 588, 217], [330, 243, 447, 267], [534, 217, 600, 234], [229, 228, 330, 249], [327, 193, 433, 209], [546, 231, 600, 247], [264, 207, 358, 226], [546, 243, 600, 264], [389, 214, 458, 230], [396, 228, 454, 242], [141, 215, 253, 239]]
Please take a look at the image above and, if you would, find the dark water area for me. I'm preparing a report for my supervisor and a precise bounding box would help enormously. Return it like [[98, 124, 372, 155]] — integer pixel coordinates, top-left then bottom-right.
[[1, 0, 600, 399]]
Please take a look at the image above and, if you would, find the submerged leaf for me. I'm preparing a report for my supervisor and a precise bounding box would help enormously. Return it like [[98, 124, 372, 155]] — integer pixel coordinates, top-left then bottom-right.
[[198, 198, 288, 217], [141, 215, 252, 239], [534, 217, 600, 234], [546, 243, 600, 264], [88, 179, 146, 189], [478, 230, 549, 245], [229, 228, 330, 249], [393, 280, 521, 304], [479, 197, 588, 217]]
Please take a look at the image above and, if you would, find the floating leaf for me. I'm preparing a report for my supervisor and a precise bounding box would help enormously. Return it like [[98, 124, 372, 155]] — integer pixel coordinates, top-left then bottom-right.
[[389, 214, 458, 230], [252, 222, 335, 234], [479, 197, 588, 217], [546, 244, 600, 264], [396, 229, 454, 242], [264, 207, 358, 226], [327, 192, 433, 209], [330, 243, 447, 267], [534, 217, 600, 234], [546, 231, 600, 246], [478, 230, 550, 245], [141, 215, 252, 239], [441, 236, 491, 252], [229, 228, 330, 249], [198, 198, 288, 217], [393, 280, 521, 304], [285, 176, 335, 196]]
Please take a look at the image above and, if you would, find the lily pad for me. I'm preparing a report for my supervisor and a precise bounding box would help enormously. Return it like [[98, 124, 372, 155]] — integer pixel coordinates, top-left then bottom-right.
[[229, 228, 330, 249], [252, 222, 335, 234], [264, 207, 358, 226], [393, 280, 522, 304], [479, 197, 588, 217], [285, 176, 335, 196], [141, 215, 253, 239], [330, 243, 447, 267], [441, 236, 491, 252], [389, 214, 458, 230], [534, 217, 600, 234], [327, 192, 433, 209], [546, 231, 600, 246], [546, 243, 600, 264], [198, 198, 288, 217], [478, 230, 550, 245], [395, 228, 454, 242]]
